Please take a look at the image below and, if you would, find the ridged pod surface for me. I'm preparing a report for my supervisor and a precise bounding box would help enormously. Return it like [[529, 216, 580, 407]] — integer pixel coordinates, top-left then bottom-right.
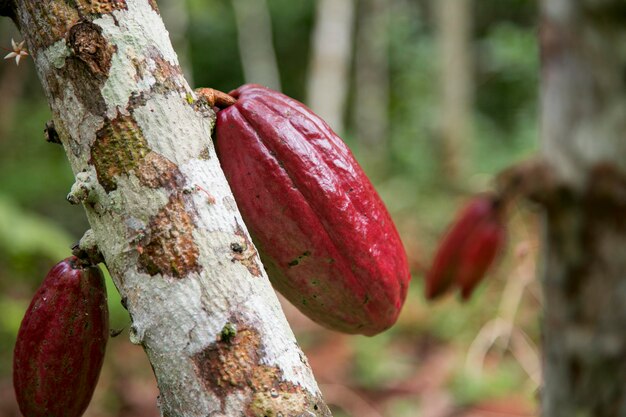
[[13, 257, 109, 417], [215, 84, 410, 335]]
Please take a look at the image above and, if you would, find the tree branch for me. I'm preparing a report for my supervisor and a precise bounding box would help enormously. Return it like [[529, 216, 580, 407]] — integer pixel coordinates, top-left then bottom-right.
[[13, 0, 332, 415]]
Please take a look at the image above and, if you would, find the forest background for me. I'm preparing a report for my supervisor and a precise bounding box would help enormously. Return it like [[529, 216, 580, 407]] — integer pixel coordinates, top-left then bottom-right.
[[0, 1, 539, 416]]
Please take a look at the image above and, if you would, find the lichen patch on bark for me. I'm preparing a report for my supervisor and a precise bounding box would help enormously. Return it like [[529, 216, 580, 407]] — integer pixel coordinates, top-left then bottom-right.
[[19, 1, 78, 51], [138, 193, 200, 278], [92, 113, 150, 192], [192, 325, 329, 417], [76, 0, 128, 15]]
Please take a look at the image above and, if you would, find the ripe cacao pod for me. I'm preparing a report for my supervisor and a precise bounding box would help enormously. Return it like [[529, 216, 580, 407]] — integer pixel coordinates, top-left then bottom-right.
[[13, 257, 109, 417], [215, 84, 410, 335], [425, 194, 506, 300]]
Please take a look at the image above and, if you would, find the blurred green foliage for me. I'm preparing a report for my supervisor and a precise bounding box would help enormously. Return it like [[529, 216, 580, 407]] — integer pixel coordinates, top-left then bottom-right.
[[0, 1, 540, 415]]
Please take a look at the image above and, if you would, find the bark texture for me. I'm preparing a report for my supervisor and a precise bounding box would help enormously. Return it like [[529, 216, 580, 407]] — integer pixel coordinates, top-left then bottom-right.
[[10, 1, 332, 416], [540, 1, 626, 416]]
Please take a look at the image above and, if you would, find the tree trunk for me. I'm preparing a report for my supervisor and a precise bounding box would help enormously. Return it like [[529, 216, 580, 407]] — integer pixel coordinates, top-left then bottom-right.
[[3, 1, 331, 416], [306, 0, 355, 134], [434, 0, 473, 185], [353, 0, 389, 147], [540, 1, 626, 416], [231, 0, 281, 91]]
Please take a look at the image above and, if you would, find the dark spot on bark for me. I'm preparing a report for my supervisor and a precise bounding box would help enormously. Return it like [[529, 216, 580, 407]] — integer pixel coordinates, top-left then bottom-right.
[[198, 147, 211, 160], [138, 193, 200, 278], [231, 243, 244, 254], [68, 21, 114, 75], [288, 259, 299, 267], [128, 91, 149, 109], [232, 221, 262, 277], [44, 120, 62, 144]]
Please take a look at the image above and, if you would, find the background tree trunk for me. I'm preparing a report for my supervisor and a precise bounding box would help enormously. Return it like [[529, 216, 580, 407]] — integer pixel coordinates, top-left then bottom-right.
[[158, 0, 193, 84], [540, 1, 626, 415], [306, 0, 355, 134], [435, 0, 473, 186], [353, 0, 389, 148], [4, 1, 331, 415], [231, 0, 281, 91]]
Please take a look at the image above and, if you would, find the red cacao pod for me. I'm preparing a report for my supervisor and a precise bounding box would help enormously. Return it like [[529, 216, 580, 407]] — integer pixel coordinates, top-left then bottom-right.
[[13, 257, 109, 417], [425, 194, 506, 300], [456, 218, 506, 300], [215, 84, 410, 335]]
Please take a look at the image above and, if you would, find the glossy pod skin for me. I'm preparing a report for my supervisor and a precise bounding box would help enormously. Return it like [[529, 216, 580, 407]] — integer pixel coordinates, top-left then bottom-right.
[[13, 257, 109, 417], [216, 84, 411, 335]]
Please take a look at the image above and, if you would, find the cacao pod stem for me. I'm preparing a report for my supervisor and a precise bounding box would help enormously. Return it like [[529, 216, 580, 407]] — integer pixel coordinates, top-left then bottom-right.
[[196, 87, 236, 109]]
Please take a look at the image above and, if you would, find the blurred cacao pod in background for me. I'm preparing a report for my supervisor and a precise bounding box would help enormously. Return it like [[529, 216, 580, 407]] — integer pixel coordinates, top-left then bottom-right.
[[425, 194, 506, 300]]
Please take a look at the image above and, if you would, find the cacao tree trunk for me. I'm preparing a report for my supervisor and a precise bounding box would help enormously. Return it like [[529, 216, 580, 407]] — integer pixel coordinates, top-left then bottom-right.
[[306, 0, 355, 134], [2, 1, 331, 416], [540, 1, 626, 416]]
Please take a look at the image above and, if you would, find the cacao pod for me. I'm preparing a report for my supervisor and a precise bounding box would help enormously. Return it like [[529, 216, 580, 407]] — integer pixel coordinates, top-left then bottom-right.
[[425, 194, 506, 300], [215, 84, 410, 335], [456, 217, 506, 300], [13, 257, 109, 417]]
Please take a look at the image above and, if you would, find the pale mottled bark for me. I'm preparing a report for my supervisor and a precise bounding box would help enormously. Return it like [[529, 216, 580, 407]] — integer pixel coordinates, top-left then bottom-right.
[[540, 1, 626, 416], [5, 1, 331, 416]]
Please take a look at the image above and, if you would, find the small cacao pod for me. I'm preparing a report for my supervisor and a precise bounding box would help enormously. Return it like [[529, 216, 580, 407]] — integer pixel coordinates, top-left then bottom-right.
[[425, 194, 506, 300], [215, 84, 411, 335], [13, 257, 109, 417], [456, 217, 506, 300]]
